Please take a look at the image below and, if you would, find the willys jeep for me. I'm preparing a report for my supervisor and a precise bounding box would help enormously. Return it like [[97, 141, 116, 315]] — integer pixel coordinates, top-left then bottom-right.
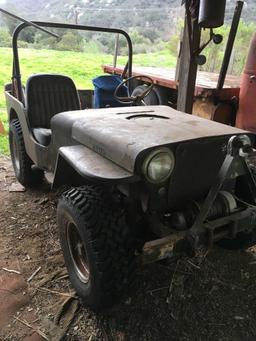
[[4, 18, 256, 310]]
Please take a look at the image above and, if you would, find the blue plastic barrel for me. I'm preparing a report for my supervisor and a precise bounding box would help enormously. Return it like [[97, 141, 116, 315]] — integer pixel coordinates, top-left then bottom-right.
[[92, 75, 128, 108]]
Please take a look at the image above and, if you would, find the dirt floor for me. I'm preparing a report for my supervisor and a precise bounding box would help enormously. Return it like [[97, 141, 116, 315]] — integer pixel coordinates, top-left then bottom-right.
[[1, 156, 256, 341]]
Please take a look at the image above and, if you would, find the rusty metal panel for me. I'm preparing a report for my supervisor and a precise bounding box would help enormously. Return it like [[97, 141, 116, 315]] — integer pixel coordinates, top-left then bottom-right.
[[236, 33, 256, 131], [193, 98, 233, 124], [142, 232, 186, 264], [103, 65, 241, 99], [70, 105, 248, 172]]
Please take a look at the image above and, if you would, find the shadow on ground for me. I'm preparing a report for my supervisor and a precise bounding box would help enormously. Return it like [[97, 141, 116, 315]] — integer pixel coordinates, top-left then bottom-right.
[[0, 156, 256, 341]]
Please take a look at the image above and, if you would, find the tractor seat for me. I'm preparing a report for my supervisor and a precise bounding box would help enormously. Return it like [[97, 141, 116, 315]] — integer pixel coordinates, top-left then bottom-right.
[[26, 74, 81, 146]]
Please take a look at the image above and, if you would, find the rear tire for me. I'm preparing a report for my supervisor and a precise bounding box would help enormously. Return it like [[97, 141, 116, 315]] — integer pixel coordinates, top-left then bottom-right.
[[9, 119, 44, 187], [57, 185, 136, 310]]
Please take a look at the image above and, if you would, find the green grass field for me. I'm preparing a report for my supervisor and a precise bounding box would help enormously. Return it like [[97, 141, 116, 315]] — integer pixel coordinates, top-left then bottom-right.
[[0, 47, 176, 155]]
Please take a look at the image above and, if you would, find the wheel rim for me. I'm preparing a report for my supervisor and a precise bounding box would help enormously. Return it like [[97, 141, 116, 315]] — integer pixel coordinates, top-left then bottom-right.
[[66, 221, 90, 283], [12, 134, 20, 173]]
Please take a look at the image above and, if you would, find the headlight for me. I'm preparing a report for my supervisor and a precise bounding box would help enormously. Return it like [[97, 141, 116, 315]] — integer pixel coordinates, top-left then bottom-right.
[[142, 148, 175, 183]]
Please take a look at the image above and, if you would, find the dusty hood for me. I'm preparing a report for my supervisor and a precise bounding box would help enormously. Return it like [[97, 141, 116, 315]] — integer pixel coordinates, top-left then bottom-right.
[[68, 105, 248, 172]]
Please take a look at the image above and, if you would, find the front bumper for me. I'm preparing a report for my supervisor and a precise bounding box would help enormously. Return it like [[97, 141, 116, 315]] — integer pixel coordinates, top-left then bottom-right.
[[142, 135, 256, 263], [142, 207, 256, 264]]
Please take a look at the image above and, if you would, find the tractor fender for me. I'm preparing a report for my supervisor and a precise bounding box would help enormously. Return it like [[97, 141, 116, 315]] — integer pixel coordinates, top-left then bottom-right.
[[53, 145, 139, 188]]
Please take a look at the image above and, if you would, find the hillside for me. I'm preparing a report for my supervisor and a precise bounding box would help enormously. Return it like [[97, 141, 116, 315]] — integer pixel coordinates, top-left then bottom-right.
[[1, 0, 255, 41], [1, 0, 182, 20], [226, 0, 256, 22], [0, 0, 182, 39]]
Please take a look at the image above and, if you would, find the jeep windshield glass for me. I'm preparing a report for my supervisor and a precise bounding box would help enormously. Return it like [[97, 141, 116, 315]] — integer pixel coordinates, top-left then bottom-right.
[[0, 8, 59, 38], [11, 21, 133, 103]]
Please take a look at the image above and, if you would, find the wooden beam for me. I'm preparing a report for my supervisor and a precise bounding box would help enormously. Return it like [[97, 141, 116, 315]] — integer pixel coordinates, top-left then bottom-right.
[[177, 10, 201, 114]]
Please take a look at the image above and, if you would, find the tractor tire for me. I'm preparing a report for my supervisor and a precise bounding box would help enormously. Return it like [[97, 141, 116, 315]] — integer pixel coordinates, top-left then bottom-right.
[[132, 85, 158, 105], [57, 185, 137, 310], [132, 85, 168, 106], [9, 119, 44, 187]]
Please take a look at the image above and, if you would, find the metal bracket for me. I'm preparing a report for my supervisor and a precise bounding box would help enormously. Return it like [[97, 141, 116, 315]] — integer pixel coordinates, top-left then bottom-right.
[[193, 28, 213, 55], [187, 135, 256, 249]]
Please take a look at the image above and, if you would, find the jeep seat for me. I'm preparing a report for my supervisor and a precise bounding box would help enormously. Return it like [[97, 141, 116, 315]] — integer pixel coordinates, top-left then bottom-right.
[[26, 74, 81, 146]]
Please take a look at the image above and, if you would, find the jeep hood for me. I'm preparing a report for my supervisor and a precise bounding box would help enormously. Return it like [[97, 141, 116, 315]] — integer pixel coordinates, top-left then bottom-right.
[[54, 106, 249, 172]]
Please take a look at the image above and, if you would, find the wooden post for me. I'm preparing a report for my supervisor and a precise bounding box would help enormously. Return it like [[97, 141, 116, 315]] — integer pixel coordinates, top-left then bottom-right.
[[177, 9, 201, 114], [228, 48, 236, 75], [113, 34, 119, 69], [175, 30, 183, 82]]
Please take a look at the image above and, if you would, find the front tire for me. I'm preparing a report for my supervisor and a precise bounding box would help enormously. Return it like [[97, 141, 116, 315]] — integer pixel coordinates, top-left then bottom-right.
[[9, 119, 44, 187], [57, 186, 136, 310]]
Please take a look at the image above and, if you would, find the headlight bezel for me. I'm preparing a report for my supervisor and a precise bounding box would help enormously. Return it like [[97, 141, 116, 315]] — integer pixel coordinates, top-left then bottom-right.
[[142, 147, 175, 184]]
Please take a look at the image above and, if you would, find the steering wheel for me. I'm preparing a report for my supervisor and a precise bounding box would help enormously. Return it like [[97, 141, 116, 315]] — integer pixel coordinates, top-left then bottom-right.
[[114, 75, 154, 105]]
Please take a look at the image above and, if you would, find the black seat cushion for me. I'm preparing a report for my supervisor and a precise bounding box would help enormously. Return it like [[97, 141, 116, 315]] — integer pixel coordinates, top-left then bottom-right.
[[32, 128, 52, 146], [26, 74, 81, 129]]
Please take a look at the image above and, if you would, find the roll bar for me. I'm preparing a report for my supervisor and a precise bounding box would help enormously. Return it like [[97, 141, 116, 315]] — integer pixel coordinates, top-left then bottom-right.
[[10, 20, 133, 102]]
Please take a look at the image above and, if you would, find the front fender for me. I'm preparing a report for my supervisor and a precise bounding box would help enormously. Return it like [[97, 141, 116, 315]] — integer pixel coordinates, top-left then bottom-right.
[[53, 145, 139, 187]]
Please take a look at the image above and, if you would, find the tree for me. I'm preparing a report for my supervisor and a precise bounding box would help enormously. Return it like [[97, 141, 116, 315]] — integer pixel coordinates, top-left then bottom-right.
[[56, 32, 84, 52], [0, 28, 12, 47]]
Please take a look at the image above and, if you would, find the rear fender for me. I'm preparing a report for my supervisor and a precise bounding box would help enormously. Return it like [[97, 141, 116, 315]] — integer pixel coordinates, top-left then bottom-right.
[[5, 90, 46, 165]]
